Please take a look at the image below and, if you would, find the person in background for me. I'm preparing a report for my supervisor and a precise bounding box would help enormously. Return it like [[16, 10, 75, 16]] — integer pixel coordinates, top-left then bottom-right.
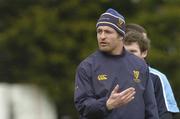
[[0, 83, 57, 119], [0, 55, 57, 119], [124, 23, 179, 119], [74, 8, 159, 119]]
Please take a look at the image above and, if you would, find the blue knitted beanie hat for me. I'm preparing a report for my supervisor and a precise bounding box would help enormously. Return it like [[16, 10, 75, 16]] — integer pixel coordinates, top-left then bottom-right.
[[96, 8, 126, 36]]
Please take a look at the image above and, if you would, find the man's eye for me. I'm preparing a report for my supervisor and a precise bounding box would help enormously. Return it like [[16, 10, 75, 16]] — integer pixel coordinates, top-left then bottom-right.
[[105, 30, 112, 34], [130, 50, 136, 53], [97, 30, 102, 34]]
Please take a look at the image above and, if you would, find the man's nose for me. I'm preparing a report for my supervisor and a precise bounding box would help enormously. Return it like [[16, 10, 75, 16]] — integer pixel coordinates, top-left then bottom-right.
[[100, 32, 106, 40]]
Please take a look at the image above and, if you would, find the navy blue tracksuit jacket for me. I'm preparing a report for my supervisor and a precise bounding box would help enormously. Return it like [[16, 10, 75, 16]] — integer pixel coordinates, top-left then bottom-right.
[[74, 49, 159, 119]]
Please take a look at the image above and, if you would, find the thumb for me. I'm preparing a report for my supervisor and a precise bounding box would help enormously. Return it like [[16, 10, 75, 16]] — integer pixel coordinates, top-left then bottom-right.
[[111, 84, 120, 94]]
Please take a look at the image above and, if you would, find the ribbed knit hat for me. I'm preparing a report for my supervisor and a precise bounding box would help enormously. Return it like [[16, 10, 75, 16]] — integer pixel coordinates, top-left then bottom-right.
[[96, 8, 125, 36]]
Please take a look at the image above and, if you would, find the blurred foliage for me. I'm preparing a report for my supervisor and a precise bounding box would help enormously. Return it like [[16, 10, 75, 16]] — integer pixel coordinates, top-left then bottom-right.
[[0, 0, 179, 118]]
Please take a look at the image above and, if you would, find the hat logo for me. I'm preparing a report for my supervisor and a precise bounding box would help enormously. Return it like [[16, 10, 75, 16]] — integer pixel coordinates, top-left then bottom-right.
[[117, 18, 123, 28]]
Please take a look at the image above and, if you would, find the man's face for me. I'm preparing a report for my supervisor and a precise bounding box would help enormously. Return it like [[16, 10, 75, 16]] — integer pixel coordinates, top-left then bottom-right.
[[97, 26, 123, 54], [124, 42, 147, 59]]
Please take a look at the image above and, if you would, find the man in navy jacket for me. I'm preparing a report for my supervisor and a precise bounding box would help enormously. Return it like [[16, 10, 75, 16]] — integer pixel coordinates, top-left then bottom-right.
[[74, 8, 159, 119]]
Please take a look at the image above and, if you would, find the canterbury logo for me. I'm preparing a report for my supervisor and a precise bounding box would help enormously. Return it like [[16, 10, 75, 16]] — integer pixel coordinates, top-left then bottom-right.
[[133, 70, 141, 83], [97, 74, 107, 80]]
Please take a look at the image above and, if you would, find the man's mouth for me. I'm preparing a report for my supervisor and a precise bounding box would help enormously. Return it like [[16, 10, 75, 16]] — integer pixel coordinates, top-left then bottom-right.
[[100, 42, 108, 46]]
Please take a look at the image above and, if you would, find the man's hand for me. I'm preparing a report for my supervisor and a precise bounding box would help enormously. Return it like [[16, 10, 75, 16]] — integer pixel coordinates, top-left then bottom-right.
[[106, 84, 135, 110]]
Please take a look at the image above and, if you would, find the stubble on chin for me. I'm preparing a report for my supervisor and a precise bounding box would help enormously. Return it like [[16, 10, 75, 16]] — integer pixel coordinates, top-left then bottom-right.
[[99, 46, 110, 53]]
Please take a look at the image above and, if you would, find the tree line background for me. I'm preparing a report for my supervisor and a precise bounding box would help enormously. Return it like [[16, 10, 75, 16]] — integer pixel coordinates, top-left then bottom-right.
[[0, 0, 179, 118]]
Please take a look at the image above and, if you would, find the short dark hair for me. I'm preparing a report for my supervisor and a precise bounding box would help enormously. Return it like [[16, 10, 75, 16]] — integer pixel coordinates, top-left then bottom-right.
[[126, 23, 147, 34], [124, 31, 150, 52]]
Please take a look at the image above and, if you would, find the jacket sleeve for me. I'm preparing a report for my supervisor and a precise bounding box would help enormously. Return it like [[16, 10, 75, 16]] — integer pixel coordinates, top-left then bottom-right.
[[151, 74, 166, 116], [152, 73, 179, 117], [74, 63, 109, 118], [144, 68, 159, 119]]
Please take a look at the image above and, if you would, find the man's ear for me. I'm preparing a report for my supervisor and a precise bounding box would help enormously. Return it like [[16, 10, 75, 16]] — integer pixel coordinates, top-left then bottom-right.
[[119, 35, 124, 40], [141, 50, 148, 58]]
